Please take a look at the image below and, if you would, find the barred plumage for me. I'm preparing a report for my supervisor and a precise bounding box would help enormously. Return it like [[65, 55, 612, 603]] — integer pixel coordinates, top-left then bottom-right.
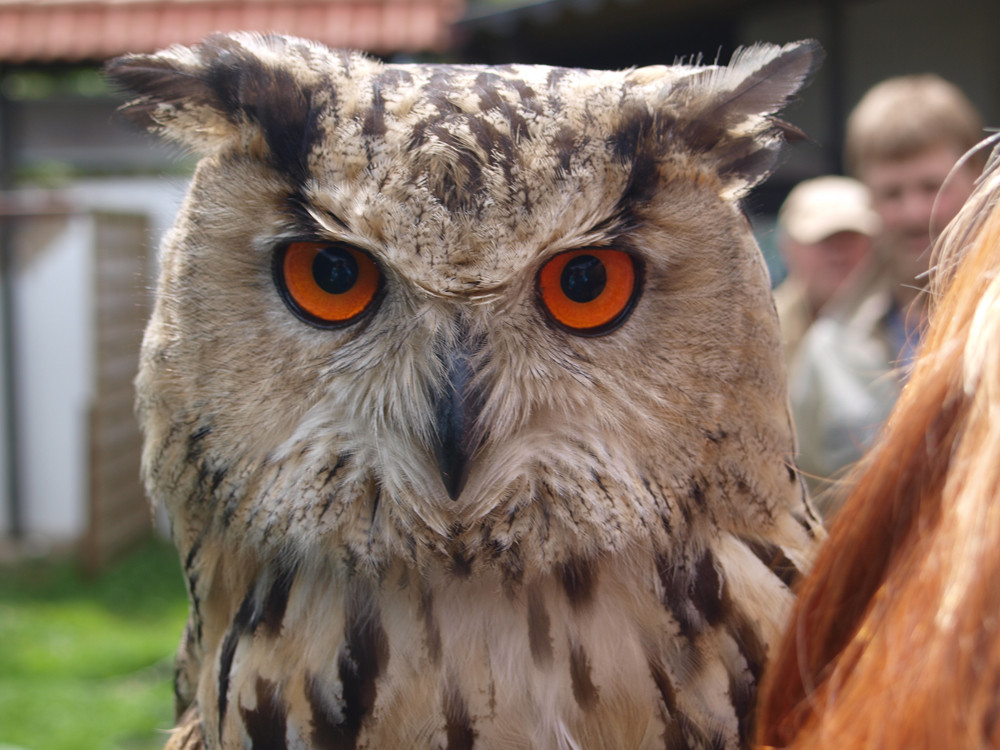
[[107, 33, 823, 749]]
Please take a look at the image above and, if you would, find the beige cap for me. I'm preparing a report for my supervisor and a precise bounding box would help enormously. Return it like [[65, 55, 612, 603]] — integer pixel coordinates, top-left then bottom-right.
[[778, 175, 881, 244]]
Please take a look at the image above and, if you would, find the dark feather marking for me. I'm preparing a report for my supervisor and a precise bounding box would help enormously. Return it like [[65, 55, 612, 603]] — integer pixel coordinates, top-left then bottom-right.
[[194, 465, 212, 503], [640, 474, 656, 500], [334, 594, 390, 746], [370, 486, 381, 527], [654, 552, 702, 640], [448, 523, 473, 577], [706, 428, 728, 443], [552, 124, 579, 174], [443, 685, 477, 750], [641, 475, 675, 535], [795, 511, 819, 539], [647, 659, 690, 750], [689, 478, 707, 510], [569, 641, 599, 710], [558, 556, 596, 610], [508, 76, 542, 112], [589, 469, 614, 504], [545, 66, 572, 92], [306, 673, 346, 750], [721, 588, 763, 741], [500, 543, 524, 596], [423, 69, 466, 118], [317, 455, 352, 518], [217, 564, 299, 738], [742, 537, 800, 589], [240, 677, 288, 750], [322, 454, 351, 490], [261, 564, 297, 635], [678, 492, 694, 526], [609, 102, 652, 160], [173, 660, 186, 714], [218, 589, 256, 740], [174, 620, 198, 717], [362, 79, 386, 138], [450, 546, 474, 578], [375, 67, 415, 91], [658, 510, 674, 536], [407, 118, 431, 152], [210, 468, 226, 495], [186, 425, 212, 463], [426, 122, 485, 211], [182, 534, 206, 643], [526, 585, 554, 668], [726, 649, 757, 746], [619, 148, 660, 212], [716, 557, 768, 744], [220, 492, 239, 528], [609, 102, 664, 216], [342, 547, 360, 577], [730, 608, 768, 687], [691, 548, 728, 627], [186, 574, 203, 646], [214, 51, 320, 185], [418, 585, 443, 665], [473, 71, 531, 142], [467, 115, 516, 182], [403, 532, 418, 564], [674, 117, 728, 158]]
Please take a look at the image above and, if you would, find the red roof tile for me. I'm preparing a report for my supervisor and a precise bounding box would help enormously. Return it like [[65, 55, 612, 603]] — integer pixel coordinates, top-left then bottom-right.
[[0, 0, 465, 63]]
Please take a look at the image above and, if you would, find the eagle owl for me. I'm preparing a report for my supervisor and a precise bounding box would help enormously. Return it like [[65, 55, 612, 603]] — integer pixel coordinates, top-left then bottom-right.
[[108, 33, 822, 750]]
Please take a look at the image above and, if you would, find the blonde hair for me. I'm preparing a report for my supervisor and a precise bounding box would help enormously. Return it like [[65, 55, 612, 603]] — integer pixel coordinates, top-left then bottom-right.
[[845, 74, 984, 176], [755, 135, 1000, 749]]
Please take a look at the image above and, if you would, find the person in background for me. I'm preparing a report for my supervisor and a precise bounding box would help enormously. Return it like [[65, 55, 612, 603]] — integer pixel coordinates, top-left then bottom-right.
[[789, 74, 984, 518], [773, 176, 879, 367]]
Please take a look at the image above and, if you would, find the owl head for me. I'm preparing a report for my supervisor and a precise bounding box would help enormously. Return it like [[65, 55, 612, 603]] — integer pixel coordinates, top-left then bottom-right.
[[109, 34, 820, 575]]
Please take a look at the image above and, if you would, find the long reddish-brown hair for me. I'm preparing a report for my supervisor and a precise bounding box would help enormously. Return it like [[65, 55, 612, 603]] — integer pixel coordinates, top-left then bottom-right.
[[755, 139, 1000, 749]]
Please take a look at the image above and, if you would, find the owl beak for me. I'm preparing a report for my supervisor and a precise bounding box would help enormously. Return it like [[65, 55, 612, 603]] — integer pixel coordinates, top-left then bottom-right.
[[432, 345, 482, 501]]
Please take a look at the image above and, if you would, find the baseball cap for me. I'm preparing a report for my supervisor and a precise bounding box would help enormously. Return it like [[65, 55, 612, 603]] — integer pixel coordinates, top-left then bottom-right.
[[778, 176, 881, 244]]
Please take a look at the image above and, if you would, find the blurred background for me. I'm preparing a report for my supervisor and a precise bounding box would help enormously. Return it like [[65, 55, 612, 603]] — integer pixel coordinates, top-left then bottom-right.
[[0, 0, 995, 747]]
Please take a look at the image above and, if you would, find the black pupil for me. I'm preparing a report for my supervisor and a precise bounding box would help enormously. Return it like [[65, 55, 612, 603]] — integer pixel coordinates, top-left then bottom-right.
[[560, 254, 606, 303], [313, 246, 359, 295]]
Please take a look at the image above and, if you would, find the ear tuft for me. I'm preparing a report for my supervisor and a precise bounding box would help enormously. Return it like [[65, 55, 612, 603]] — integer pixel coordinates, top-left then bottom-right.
[[104, 34, 243, 152], [669, 40, 824, 198], [104, 32, 338, 167], [694, 41, 823, 129]]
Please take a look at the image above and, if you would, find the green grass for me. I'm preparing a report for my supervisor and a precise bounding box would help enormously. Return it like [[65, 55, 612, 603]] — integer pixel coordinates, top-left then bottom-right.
[[0, 539, 189, 750]]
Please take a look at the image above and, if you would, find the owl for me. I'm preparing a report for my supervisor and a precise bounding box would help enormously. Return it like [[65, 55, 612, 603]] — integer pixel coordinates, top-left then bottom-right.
[[108, 33, 823, 750]]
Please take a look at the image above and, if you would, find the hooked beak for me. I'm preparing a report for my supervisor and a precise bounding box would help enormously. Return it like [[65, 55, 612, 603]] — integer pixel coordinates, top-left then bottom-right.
[[432, 341, 483, 501]]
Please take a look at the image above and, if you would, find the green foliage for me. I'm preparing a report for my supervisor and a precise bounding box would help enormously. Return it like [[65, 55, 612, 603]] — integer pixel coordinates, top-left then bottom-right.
[[0, 540, 188, 750], [1, 68, 109, 101]]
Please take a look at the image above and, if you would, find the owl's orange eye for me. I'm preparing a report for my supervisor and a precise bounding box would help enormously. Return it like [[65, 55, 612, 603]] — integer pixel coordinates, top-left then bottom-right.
[[276, 241, 381, 327], [537, 249, 640, 334]]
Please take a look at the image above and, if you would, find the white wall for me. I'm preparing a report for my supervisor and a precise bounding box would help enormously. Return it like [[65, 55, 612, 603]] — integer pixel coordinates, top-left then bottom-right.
[[0, 254, 9, 537], [0, 176, 187, 545], [13, 213, 94, 539]]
